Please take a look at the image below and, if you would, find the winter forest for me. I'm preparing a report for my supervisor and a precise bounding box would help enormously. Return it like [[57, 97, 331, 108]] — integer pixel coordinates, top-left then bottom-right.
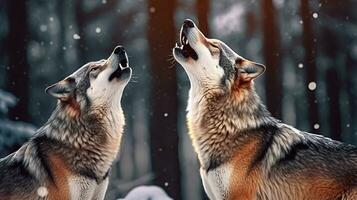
[[0, 0, 356, 199]]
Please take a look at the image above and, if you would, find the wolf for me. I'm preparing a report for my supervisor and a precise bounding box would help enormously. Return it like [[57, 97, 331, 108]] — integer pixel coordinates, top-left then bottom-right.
[[173, 19, 357, 200], [0, 46, 132, 200]]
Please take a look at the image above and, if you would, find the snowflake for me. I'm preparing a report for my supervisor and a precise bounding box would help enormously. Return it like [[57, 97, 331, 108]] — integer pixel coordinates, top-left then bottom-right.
[[73, 34, 81, 40], [312, 12, 318, 19], [308, 82, 317, 91], [95, 27, 101, 34], [163, 113, 168, 117], [298, 63, 304, 68], [149, 7, 156, 13], [37, 186, 48, 197], [40, 25, 47, 32], [313, 123, 320, 130]]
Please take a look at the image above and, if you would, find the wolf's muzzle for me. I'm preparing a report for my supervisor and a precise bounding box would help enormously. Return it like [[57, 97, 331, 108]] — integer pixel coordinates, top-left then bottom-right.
[[183, 19, 195, 29], [174, 19, 199, 60], [113, 45, 128, 68], [109, 46, 131, 81]]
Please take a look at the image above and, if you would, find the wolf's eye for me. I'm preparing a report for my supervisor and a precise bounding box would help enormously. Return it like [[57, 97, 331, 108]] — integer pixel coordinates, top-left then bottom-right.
[[90, 67, 99, 72], [89, 67, 100, 78], [209, 44, 220, 55], [211, 44, 219, 49]]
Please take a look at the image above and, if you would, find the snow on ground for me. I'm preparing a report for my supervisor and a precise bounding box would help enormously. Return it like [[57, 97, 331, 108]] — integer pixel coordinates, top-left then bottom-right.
[[118, 185, 173, 200]]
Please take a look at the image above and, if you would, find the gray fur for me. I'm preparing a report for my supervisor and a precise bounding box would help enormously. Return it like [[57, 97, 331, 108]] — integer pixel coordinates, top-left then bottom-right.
[[173, 20, 357, 199], [0, 47, 131, 200]]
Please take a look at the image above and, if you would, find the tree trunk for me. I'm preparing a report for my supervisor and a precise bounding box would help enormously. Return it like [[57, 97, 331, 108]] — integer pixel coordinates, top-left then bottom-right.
[[319, 0, 344, 141], [346, 54, 357, 143], [300, 0, 319, 132], [326, 68, 342, 141], [74, 0, 118, 64], [261, 0, 282, 118], [74, 0, 87, 65], [147, 0, 181, 199], [6, 0, 31, 122], [196, 0, 210, 36]]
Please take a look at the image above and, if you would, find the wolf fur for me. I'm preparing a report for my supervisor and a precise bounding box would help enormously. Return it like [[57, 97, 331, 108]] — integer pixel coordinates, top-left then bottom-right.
[[0, 46, 132, 200], [173, 19, 357, 200]]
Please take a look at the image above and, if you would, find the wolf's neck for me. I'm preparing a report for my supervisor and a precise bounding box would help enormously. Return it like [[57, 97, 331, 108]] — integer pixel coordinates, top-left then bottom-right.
[[187, 87, 277, 170], [42, 104, 124, 178]]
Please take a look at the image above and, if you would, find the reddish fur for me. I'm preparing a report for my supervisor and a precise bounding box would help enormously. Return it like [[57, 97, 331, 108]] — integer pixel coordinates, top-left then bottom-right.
[[227, 139, 262, 200], [63, 98, 81, 118], [227, 144, 354, 200], [231, 76, 253, 104], [47, 154, 70, 200]]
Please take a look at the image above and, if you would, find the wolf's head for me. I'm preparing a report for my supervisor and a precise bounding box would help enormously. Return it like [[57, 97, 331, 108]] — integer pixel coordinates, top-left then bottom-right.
[[173, 19, 265, 105], [46, 46, 132, 117]]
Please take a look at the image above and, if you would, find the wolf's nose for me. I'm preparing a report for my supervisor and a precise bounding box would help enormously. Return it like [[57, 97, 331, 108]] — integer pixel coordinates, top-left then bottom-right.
[[183, 19, 195, 28], [114, 45, 125, 55]]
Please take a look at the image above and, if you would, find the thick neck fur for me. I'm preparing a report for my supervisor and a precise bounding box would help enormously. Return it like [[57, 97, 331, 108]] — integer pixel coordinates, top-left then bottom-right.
[[23, 100, 124, 182], [187, 81, 278, 170]]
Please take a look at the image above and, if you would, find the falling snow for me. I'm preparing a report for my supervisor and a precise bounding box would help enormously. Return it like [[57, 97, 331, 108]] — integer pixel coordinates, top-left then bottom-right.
[[298, 63, 304, 68], [73, 34, 81, 40], [313, 123, 320, 129], [312, 12, 319, 19], [40, 25, 47, 32], [164, 113, 168, 117], [37, 186, 48, 197], [149, 7, 156, 13], [308, 82, 317, 91], [96, 27, 102, 34]]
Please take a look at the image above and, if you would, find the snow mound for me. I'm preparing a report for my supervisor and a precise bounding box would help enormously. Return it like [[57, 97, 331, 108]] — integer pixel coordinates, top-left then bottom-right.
[[118, 185, 173, 200], [0, 119, 36, 157], [0, 89, 16, 115]]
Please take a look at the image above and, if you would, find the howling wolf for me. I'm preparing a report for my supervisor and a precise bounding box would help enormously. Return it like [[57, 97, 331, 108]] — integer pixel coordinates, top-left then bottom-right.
[[0, 46, 132, 200], [173, 19, 357, 200]]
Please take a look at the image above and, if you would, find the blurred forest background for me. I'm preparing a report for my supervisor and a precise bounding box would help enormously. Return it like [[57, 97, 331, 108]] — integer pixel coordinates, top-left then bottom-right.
[[0, 0, 356, 199]]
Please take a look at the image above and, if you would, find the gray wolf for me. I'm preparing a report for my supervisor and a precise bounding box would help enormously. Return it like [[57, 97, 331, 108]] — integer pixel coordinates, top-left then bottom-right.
[[0, 46, 132, 200], [173, 19, 357, 200]]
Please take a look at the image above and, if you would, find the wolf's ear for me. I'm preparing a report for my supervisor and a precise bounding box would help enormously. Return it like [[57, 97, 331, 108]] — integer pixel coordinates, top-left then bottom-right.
[[45, 78, 76, 101], [237, 59, 266, 82]]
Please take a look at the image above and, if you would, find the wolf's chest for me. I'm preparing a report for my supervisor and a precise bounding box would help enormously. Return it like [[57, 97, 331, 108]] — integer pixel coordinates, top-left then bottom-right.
[[67, 176, 108, 200], [200, 164, 232, 200]]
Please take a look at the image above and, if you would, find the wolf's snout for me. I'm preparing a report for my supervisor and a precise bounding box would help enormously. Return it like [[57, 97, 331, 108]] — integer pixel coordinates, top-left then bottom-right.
[[114, 45, 125, 55], [113, 45, 128, 68], [109, 45, 131, 81], [183, 19, 195, 28]]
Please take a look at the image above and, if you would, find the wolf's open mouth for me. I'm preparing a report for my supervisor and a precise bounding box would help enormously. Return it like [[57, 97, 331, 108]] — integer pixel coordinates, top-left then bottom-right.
[[109, 46, 131, 81], [109, 63, 131, 81], [175, 29, 198, 60]]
